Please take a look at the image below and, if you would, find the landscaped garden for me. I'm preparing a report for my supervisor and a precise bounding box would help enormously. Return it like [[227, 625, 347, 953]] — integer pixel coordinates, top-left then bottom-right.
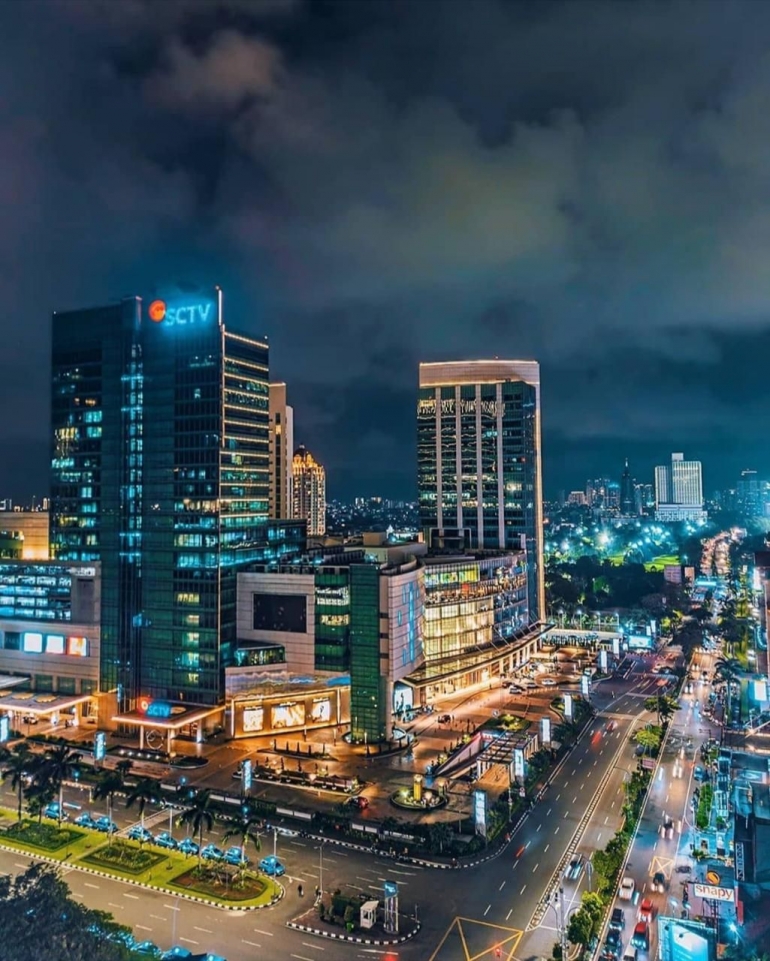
[[481, 714, 530, 733], [81, 840, 166, 875], [2, 818, 82, 853], [169, 865, 275, 904]]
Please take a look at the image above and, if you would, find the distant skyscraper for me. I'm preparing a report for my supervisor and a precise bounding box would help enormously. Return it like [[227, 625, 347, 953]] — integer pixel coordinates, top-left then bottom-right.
[[50, 289, 304, 712], [293, 446, 326, 536], [620, 458, 635, 515], [654, 452, 706, 522], [417, 360, 544, 621], [268, 382, 294, 520], [736, 469, 766, 518]]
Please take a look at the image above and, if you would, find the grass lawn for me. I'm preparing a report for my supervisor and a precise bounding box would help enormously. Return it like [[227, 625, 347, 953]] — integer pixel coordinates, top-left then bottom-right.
[[0, 816, 96, 862], [81, 840, 167, 875], [169, 866, 279, 906], [644, 554, 680, 572], [481, 714, 530, 733]]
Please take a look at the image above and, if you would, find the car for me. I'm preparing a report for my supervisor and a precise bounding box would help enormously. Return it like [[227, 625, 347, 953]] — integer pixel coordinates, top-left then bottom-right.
[[619, 876, 635, 900], [694, 766, 709, 782], [224, 845, 248, 866], [178, 837, 199, 856], [94, 816, 118, 834], [437, 714, 451, 724], [631, 921, 649, 950], [564, 854, 585, 880], [134, 942, 162, 958], [638, 897, 654, 923], [609, 908, 625, 931], [623, 949, 638, 961], [603, 931, 622, 957], [258, 854, 286, 876], [21, 715, 39, 725], [75, 812, 97, 828], [43, 803, 68, 821], [154, 831, 178, 850], [346, 796, 370, 810], [508, 683, 524, 693], [201, 844, 225, 861], [128, 825, 153, 843], [524, 681, 538, 690], [541, 678, 557, 687], [161, 949, 193, 961]]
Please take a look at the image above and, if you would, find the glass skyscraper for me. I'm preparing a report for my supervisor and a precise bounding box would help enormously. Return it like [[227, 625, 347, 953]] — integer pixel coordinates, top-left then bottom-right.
[[51, 289, 303, 712], [417, 360, 544, 620]]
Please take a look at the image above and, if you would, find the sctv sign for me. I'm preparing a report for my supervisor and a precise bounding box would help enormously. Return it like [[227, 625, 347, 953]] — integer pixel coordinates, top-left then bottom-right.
[[148, 299, 215, 327]]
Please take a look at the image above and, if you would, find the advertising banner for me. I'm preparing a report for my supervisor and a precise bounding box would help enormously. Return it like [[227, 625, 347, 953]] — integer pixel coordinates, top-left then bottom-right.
[[94, 731, 107, 761], [599, 650, 608, 671], [242, 758, 253, 792], [612, 637, 620, 657], [474, 789, 487, 838], [693, 883, 734, 903], [242, 706, 264, 734], [540, 717, 552, 744], [513, 747, 526, 780], [272, 701, 305, 729], [310, 698, 331, 723], [735, 842, 745, 882], [0, 716, 8, 743], [564, 693, 574, 719]]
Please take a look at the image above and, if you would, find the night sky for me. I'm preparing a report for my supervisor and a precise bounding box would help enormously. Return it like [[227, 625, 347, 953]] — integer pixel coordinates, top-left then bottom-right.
[[3, 0, 770, 503]]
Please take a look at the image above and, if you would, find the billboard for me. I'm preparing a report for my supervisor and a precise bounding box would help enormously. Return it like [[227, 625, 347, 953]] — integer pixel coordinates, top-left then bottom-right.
[[0, 716, 8, 743], [564, 693, 574, 719], [253, 593, 307, 634], [513, 747, 526, 779], [94, 731, 107, 761], [612, 637, 620, 657], [599, 650, 608, 672], [540, 717, 552, 744], [272, 701, 305, 729], [693, 883, 734, 903], [629, 634, 653, 649], [242, 706, 264, 734], [753, 679, 768, 703], [581, 675, 591, 697], [242, 758, 253, 792], [474, 789, 487, 838]]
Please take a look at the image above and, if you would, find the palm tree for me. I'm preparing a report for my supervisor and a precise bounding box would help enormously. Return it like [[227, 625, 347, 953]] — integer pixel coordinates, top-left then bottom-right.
[[644, 694, 677, 726], [223, 813, 261, 881], [124, 777, 161, 842], [179, 789, 215, 871], [25, 780, 55, 825], [93, 770, 125, 847], [38, 745, 81, 827], [115, 758, 134, 779], [714, 657, 742, 722], [1, 744, 34, 823]]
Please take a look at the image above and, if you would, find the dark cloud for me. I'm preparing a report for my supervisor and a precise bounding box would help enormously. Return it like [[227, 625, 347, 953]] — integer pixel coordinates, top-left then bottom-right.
[[2, 0, 770, 502]]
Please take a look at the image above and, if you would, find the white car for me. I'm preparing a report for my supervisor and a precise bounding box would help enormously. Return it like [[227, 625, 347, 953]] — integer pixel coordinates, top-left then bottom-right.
[[541, 678, 557, 687], [619, 877, 635, 900]]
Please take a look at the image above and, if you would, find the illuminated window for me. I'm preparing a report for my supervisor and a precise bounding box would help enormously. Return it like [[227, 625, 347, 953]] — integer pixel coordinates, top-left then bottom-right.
[[22, 632, 44, 653], [46, 635, 65, 655]]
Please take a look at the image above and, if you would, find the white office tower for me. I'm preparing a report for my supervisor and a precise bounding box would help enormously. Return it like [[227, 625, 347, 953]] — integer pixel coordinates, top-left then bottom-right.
[[655, 452, 706, 522]]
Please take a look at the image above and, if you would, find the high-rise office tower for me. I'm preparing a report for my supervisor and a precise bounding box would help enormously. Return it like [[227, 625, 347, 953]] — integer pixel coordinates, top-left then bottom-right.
[[417, 360, 544, 621], [620, 458, 635, 515], [268, 382, 294, 520], [51, 289, 303, 713], [654, 452, 705, 522], [292, 445, 326, 536]]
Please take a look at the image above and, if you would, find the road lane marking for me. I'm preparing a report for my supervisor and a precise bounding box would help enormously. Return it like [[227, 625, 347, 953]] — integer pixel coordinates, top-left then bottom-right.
[[484, 904, 491, 916], [604, 816, 609, 824], [290, 956, 314, 961], [84, 882, 99, 889], [533, 863, 539, 873], [243, 941, 262, 948], [506, 909, 513, 920], [573, 796, 577, 803], [194, 927, 213, 934], [597, 833, 602, 842], [135, 925, 152, 932], [254, 928, 274, 936], [499, 881, 506, 891], [563, 811, 569, 819], [520, 884, 527, 894], [302, 943, 323, 950], [123, 894, 139, 900], [163, 904, 181, 911], [544, 844, 550, 853], [513, 860, 519, 869], [150, 915, 167, 922], [556, 794, 561, 801], [108, 903, 122, 909], [554, 826, 560, 834], [537, 823, 542, 832], [179, 938, 199, 946], [547, 808, 552, 816], [14, 863, 27, 869]]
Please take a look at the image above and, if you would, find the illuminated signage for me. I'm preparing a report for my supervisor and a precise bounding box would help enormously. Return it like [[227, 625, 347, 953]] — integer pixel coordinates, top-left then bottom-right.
[[46, 635, 65, 655], [540, 717, 552, 744], [22, 632, 43, 653], [242, 706, 264, 733], [310, 698, 331, 723], [581, 675, 591, 696], [418, 397, 506, 418], [735, 842, 745, 882], [513, 747, 526, 779], [599, 650, 608, 671], [612, 637, 620, 656], [242, 758, 253, 792], [147, 299, 215, 327], [94, 731, 107, 761], [693, 883, 734, 903], [753, 679, 768, 702], [67, 636, 88, 657], [0, 716, 8, 743], [473, 789, 487, 838], [563, 693, 574, 719]]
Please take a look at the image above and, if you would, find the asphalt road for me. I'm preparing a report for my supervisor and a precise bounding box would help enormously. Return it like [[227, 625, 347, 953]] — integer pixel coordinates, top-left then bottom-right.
[[0, 653, 678, 961]]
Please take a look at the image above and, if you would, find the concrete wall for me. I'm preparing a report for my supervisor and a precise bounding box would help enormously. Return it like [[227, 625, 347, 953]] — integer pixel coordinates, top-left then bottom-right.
[[0, 618, 100, 692], [236, 571, 316, 673]]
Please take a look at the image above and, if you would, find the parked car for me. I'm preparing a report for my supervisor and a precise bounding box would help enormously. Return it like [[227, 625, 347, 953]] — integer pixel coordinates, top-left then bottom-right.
[[346, 796, 370, 810], [43, 803, 68, 822], [128, 825, 153, 843], [94, 816, 118, 834], [224, 846, 248, 866], [694, 766, 708, 782], [631, 921, 649, 950], [134, 941, 162, 958], [619, 876, 635, 900], [638, 897, 654, 923], [153, 831, 178, 850], [524, 681, 538, 690], [541, 678, 557, 687], [609, 908, 625, 931], [564, 855, 584, 880], [177, 837, 199, 856], [21, 715, 39, 725], [161, 949, 193, 961], [258, 855, 285, 876], [75, 812, 97, 828], [201, 844, 225, 861], [437, 714, 451, 724], [508, 684, 524, 694]]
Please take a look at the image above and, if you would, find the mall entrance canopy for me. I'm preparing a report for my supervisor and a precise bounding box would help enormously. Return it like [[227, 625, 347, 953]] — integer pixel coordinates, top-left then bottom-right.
[[112, 704, 224, 753], [0, 687, 96, 729]]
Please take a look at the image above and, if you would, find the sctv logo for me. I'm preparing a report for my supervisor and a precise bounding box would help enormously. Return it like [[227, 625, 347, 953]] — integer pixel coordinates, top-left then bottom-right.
[[148, 300, 214, 326]]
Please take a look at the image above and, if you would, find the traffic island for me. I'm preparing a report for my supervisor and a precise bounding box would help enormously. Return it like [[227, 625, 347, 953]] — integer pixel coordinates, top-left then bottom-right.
[[81, 840, 166, 874], [168, 866, 281, 907], [289, 897, 420, 946]]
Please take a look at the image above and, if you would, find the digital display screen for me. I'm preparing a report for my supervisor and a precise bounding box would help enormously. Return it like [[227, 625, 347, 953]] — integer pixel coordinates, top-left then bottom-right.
[[46, 635, 65, 655], [67, 636, 88, 657], [272, 701, 305, 729], [253, 593, 307, 633], [0, 716, 8, 743], [310, 698, 331, 723], [22, 632, 43, 653], [243, 707, 264, 733]]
